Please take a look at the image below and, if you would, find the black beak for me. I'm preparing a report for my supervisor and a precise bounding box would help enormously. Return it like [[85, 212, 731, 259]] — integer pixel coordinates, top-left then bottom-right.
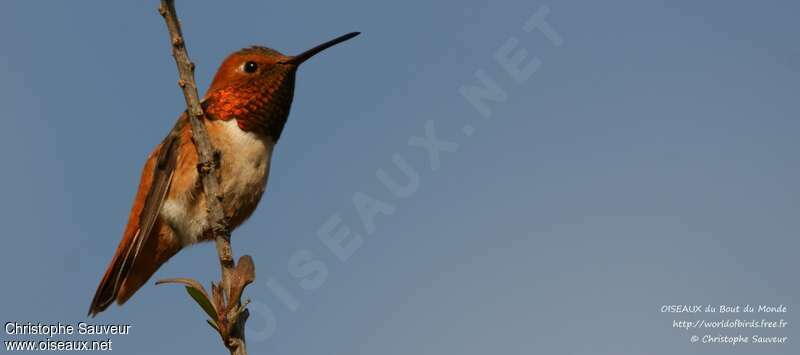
[[283, 32, 360, 65]]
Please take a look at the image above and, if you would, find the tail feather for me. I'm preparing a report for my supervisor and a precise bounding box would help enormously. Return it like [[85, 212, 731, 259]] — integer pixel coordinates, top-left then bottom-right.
[[89, 117, 185, 317], [88, 222, 180, 317], [88, 229, 139, 317]]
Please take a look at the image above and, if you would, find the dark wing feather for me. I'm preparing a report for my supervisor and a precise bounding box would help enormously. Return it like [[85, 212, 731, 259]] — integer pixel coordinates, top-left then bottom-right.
[[118, 117, 184, 281], [88, 115, 186, 316]]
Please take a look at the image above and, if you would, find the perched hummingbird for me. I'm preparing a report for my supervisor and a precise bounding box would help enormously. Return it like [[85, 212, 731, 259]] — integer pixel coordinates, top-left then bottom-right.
[[89, 32, 360, 317]]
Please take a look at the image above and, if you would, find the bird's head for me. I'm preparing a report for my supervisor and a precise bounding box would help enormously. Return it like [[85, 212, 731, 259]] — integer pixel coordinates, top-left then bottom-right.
[[204, 32, 360, 139]]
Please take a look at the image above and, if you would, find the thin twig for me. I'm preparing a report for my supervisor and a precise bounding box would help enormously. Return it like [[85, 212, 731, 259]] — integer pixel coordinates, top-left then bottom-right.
[[157, 1, 247, 354]]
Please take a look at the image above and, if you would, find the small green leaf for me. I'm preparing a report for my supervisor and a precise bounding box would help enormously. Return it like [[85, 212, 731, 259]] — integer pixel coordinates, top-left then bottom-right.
[[186, 286, 218, 321], [156, 277, 219, 320], [206, 319, 220, 332]]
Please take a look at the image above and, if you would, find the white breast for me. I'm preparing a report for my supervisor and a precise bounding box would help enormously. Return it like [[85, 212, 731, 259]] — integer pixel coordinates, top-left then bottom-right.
[[161, 119, 274, 246], [217, 119, 274, 210]]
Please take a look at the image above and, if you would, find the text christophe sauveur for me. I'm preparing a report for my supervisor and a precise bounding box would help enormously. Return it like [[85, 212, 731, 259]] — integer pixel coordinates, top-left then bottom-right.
[[6, 322, 130, 336]]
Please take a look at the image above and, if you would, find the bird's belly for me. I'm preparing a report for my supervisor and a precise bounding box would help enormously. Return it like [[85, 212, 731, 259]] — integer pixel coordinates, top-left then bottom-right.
[[161, 119, 274, 246]]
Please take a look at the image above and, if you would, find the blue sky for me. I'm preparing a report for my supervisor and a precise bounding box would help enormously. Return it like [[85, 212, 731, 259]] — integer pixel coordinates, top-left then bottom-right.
[[1, 1, 798, 354]]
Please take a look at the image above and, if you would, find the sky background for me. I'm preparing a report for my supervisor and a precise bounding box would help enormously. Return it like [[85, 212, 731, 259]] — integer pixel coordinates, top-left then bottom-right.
[[0, 0, 798, 354]]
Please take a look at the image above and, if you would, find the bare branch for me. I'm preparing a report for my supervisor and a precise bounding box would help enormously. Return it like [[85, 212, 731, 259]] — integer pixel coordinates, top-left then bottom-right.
[[157, 1, 249, 354]]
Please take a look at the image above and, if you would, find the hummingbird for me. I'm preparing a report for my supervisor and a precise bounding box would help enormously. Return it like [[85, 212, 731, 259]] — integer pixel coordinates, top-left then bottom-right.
[[88, 32, 360, 317]]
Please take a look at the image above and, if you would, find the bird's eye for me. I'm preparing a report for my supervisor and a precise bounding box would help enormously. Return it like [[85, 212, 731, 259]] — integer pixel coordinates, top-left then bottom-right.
[[243, 61, 258, 73]]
